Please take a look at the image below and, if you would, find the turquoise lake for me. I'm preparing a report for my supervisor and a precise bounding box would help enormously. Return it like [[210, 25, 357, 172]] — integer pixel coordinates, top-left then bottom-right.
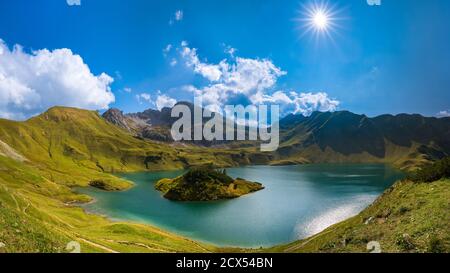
[[78, 164, 404, 248]]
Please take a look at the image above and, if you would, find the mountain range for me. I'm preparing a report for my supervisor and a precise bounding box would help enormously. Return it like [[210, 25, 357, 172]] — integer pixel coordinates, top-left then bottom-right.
[[102, 104, 450, 170]]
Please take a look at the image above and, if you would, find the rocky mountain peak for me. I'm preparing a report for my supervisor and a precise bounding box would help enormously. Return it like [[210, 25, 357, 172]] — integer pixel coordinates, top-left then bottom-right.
[[102, 108, 131, 131]]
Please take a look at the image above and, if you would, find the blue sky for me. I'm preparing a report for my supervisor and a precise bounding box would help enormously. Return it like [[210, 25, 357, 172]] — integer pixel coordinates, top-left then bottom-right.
[[0, 0, 449, 119]]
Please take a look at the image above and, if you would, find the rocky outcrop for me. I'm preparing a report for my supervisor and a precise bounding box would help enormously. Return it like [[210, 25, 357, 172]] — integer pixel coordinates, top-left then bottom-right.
[[102, 108, 134, 132], [102, 107, 172, 142]]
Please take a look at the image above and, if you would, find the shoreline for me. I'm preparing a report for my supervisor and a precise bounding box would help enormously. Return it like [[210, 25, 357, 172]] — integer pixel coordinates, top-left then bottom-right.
[[74, 163, 401, 250]]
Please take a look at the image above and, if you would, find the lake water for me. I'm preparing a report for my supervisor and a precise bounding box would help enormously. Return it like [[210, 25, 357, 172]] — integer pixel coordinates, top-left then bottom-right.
[[78, 164, 403, 247]]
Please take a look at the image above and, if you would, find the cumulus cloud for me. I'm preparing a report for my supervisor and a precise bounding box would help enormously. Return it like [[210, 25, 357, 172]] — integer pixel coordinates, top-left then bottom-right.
[[136, 93, 152, 104], [180, 42, 286, 102], [136, 91, 177, 110], [177, 43, 339, 116], [437, 110, 450, 118], [290, 92, 340, 116], [66, 0, 81, 6], [252, 91, 339, 116], [180, 44, 224, 81], [155, 93, 177, 110], [0, 40, 114, 120]]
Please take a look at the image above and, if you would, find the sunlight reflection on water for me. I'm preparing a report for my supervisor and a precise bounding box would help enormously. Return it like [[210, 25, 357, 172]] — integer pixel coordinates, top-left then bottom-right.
[[297, 194, 378, 238]]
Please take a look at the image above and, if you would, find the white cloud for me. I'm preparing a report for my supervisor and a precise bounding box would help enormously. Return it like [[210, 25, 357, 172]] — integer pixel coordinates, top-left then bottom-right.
[[163, 44, 172, 56], [179, 43, 287, 106], [123, 87, 132, 93], [156, 93, 177, 110], [169, 10, 184, 25], [222, 57, 286, 94], [437, 110, 450, 118], [180, 45, 223, 81], [0, 40, 114, 120], [223, 44, 237, 57], [253, 90, 292, 105], [176, 43, 339, 116], [136, 91, 177, 111], [136, 93, 152, 104], [289, 92, 340, 116], [163, 44, 178, 66], [175, 10, 184, 21], [170, 58, 178, 67], [67, 0, 81, 6], [253, 91, 339, 116]]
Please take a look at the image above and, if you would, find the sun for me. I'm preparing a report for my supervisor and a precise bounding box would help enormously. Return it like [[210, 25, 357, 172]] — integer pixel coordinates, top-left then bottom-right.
[[295, 1, 344, 41], [313, 10, 329, 30]]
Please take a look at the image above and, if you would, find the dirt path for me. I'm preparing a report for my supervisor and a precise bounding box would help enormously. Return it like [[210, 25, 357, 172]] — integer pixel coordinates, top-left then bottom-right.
[[77, 237, 119, 253], [284, 229, 334, 252]]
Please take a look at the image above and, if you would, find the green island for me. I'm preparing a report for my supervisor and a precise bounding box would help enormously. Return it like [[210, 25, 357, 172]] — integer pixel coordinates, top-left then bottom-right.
[[0, 107, 449, 253], [155, 166, 264, 201]]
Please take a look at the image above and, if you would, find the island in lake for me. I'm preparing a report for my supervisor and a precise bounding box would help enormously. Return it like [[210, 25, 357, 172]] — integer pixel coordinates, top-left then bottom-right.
[[155, 166, 264, 201]]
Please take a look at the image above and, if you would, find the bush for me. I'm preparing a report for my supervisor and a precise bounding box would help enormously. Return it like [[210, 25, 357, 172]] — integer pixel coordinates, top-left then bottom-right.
[[182, 166, 233, 185], [408, 157, 450, 183]]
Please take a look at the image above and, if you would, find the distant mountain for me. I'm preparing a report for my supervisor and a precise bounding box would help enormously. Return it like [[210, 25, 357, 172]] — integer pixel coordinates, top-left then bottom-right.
[[102, 102, 246, 146], [102, 107, 174, 142], [277, 111, 450, 170], [101, 106, 450, 170], [102, 102, 207, 143]]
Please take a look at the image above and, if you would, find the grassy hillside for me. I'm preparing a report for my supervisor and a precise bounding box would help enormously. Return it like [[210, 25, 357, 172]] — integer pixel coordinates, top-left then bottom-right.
[[270, 178, 449, 253], [0, 156, 215, 253]]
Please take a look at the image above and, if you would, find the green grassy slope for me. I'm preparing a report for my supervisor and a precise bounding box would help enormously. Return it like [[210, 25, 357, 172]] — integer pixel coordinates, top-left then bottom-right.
[[270, 179, 449, 253], [0, 156, 215, 253]]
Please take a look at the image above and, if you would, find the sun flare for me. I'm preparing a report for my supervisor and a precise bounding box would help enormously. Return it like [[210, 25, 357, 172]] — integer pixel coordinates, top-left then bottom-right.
[[313, 10, 329, 30], [296, 2, 343, 41]]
